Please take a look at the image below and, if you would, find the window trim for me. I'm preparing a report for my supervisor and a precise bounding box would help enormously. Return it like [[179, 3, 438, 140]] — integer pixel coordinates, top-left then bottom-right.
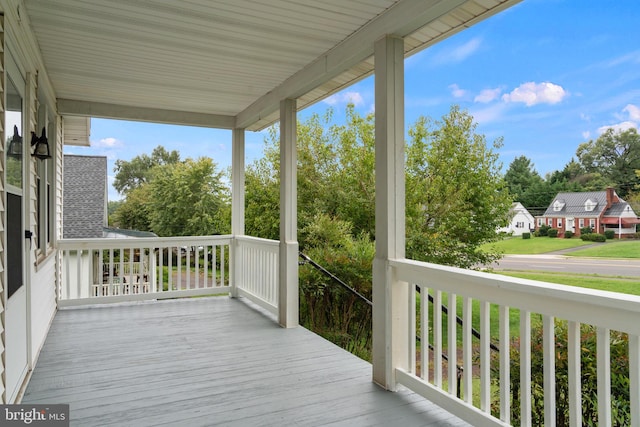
[[34, 98, 56, 264]]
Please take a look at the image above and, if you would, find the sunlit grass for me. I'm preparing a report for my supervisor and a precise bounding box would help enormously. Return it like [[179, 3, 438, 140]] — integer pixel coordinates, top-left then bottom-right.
[[497, 270, 640, 295], [481, 236, 592, 254], [422, 270, 640, 351], [565, 239, 640, 258]]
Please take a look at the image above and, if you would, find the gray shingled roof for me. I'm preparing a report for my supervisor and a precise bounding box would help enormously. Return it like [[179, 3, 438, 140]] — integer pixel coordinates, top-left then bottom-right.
[[63, 155, 107, 238], [542, 190, 630, 218]]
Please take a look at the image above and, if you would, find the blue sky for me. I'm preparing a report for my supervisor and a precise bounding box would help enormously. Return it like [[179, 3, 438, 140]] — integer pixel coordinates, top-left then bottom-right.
[[66, 0, 640, 202]]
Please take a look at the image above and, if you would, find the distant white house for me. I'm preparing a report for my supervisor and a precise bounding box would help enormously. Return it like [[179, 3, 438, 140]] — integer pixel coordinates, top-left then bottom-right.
[[499, 202, 535, 236]]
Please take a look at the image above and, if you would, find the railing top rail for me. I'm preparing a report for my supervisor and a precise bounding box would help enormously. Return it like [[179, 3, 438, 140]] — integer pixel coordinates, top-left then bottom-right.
[[58, 234, 233, 250], [235, 235, 280, 247], [390, 257, 640, 334]]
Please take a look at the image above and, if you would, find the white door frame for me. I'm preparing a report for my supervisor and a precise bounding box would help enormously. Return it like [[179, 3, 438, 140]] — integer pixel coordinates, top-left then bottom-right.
[[4, 52, 29, 404]]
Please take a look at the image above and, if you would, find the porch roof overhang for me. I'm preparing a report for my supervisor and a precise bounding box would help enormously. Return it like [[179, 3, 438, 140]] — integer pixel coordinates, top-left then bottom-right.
[[22, 0, 521, 133], [601, 217, 640, 226]]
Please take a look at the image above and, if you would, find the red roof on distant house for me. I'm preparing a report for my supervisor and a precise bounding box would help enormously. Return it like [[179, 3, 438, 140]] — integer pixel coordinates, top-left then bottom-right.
[[600, 217, 640, 225]]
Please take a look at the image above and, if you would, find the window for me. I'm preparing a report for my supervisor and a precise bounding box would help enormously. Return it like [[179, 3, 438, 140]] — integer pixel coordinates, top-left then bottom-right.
[[538, 218, 543, 226], [585, 199, 597, 212], [6, 63, 25, 298], [579, 218, 584, 228], [589, 218, 596, 228], [558, 219, 563, 228], [553, 199, 565, 212], [35, 99, 55, 255]]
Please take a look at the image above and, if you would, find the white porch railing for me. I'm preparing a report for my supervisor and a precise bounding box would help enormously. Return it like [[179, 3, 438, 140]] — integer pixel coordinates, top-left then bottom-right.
[[57, 235, 233, 307], [390, 258, 640, 427], [234, 236, 279, 315]]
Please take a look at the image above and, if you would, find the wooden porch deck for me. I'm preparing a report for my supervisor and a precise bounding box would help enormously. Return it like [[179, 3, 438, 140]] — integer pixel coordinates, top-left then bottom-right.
[[22, 297, 469, 426]]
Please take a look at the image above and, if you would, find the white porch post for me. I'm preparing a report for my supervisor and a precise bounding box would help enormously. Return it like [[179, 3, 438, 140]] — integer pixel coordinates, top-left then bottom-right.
[[279, 99, 299, 328], [230, 128, 245, 298], [372, 35, 407, 390]]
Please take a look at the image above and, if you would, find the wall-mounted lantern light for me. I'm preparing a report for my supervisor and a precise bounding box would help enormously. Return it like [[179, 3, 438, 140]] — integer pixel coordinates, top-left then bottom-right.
[[31, 127, 51, 160], [7, 125, 22, 158]]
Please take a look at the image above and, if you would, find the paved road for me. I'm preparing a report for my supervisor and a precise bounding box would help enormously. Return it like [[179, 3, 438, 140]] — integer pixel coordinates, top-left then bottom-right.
[[491, 255, 640, 277]]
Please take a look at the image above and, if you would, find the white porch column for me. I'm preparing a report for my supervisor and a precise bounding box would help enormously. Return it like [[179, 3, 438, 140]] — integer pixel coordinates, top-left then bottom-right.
[[230, 128, 245, 298], [372, 35, 407, 390], [279, 99, 299, 328]]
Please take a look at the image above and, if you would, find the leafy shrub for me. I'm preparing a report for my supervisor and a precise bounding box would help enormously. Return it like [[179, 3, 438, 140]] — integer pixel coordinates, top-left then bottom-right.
[[491, 321, 630, 426], [522, 232, 531, 240], [564, 230, 573, 238], [547, 228, 558, 238], [581, 233, 606, 242], [299, 213, 374, 361], [538, 224, 551, 236], [604, 230, 615, 239], [581, 226, 593, 235]]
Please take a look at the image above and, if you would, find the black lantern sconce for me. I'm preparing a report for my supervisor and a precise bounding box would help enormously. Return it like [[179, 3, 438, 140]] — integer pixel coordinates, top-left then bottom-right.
[[31, 127, 51, 160], [7, 125, 22, 158]]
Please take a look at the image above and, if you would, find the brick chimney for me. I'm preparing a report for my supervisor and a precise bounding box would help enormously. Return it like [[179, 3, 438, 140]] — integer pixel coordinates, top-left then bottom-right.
[[606, 187, 619, 207]]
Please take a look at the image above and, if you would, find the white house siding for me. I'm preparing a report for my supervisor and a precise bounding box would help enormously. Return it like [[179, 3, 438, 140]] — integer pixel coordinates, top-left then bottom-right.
[[29, 256, 56, 366], [499, 203, 534, 236], [56, 118, 64, 241], [0, 10, 6, 402], [0, 2, 60, 402], [609, 208, 639, 236], [25, 69, 56, 368]]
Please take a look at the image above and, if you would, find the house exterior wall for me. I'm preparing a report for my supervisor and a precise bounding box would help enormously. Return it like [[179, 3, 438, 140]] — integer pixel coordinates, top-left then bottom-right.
[[1, 1, 60, 403], [499, 203, 534, 235], [0, 10, 5, 402], [535, 216, 601, 237], [29, 256, 57, 366]]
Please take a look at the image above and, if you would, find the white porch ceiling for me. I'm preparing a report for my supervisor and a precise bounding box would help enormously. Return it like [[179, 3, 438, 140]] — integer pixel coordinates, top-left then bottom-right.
[[23, 0, 520, 132]]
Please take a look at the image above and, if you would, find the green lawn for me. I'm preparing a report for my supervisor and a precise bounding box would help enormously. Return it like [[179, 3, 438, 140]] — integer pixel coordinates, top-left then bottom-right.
[[498, 270, 640, 295], [482, 236, 592, 254], [428, 270, 640, 350], [565, 239, 640, 258]]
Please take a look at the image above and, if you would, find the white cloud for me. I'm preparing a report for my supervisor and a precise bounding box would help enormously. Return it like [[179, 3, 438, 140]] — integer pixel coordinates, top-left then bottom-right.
[[502, 82, 567, 106], [595, 104, 640, 135], [474, 88, 502, 103], [582, 131, 591, 140], [432, 37, 482, 65], [92, 137, 123, 148], [448, 84, 466, 98], [602, 50, 640, 68], [469, 103, 508, 125], [623, 104, 640, 121], [597, 121, 637, 134], [323, 91, 364, 107]]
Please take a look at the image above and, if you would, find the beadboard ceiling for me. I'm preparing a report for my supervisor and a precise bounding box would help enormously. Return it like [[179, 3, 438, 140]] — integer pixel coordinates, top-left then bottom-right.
[[23, 0, 520, 131]]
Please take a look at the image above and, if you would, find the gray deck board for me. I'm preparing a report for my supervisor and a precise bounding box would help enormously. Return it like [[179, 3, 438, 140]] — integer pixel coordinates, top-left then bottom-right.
[[23, 297, 470, 426]]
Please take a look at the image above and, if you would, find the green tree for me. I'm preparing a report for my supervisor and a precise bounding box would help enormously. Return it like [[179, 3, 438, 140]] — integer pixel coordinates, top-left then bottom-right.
[[107, 200, 123, 226], [111, 185, 152, 231], [247, 104, 510, 269], [113, 145, 180, 195], [406, 105, 511, 268], [245, 128, 281, 240], [504, 155, 544, 204], [331, 106, 376, 240], [148, 157, 230, 236], [576, 128, 640, 197]]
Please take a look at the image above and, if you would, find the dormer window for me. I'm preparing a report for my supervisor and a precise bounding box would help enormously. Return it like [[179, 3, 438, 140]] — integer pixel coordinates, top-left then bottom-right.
[[553, 199, 565, 212], [585, 199, 597, 212]]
